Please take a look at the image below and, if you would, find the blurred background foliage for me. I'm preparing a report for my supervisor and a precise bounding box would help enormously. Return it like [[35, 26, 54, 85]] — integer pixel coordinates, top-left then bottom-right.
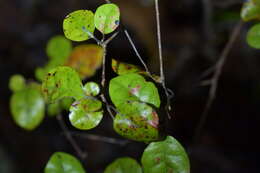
[[0, 0, 260, 172]]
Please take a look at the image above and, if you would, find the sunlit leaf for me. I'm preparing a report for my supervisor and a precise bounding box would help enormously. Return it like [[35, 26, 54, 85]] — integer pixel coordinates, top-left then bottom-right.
[[141, 136, 190, 173], [69, 98, 103, 130], [44, 152, 86, 173], [65, 44, 103, 79], [83, 82, 100, 96], [241, 1, 260, 21], [42, 66, 84, 103], [114, 101, 159, 142], [10, 88, 45, 130], [104, 157, 142, 173], [247, 23, 260, 49], [109, 73, 160, 108], [46, 35, 72, 62], [94, 3, 120, 34], [63, 10, 95, 41], [9, 74, 26, 92], [112, 59, 161, 83]]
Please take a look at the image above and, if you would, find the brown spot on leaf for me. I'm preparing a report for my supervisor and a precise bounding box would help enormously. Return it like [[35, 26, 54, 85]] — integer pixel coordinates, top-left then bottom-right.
[[155, 157, 161, 164]]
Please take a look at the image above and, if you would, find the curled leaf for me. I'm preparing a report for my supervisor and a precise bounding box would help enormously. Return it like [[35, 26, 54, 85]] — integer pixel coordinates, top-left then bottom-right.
[[44, 152, 86, 173], [109, 73, 160, 108], [10, 88, 45, 130], [104, 157, 142, 173], [63, 10, 95, 41], [42, 66, 84, 103], [114, 101, 159, 142], [9, 74, 26, 92], [66, 44, 103, 79], [94, 3, 120, 34], [141, 136, 190, 173], [69, 98, 103, 130]]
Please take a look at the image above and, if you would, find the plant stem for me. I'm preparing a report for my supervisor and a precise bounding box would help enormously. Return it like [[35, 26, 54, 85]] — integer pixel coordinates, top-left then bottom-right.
[[56, 114, 87, 160], [193, 20, 243, 144]]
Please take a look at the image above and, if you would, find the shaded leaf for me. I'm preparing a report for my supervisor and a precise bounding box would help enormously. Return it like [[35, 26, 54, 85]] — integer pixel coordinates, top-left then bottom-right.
[[114, 101, 159, 142], [94, 3, 120, 34], [69, 98, 103, 130], [247, 23, 260, 49], [10, 88, 45, 130], [63, 10, 95, 41], [241, 0, 260, 21], [141, 136, 190, 173], [112, 59, 161, 82], [44, 152, 86, 173], [42, 66, 84, 103], [109, 73, 160, 108], [65, 44, 103, 79], [9, 74, 26, 92], [83, 82, 100, 96], [104, 157, 142, 173], [47, 102, 61, 117]]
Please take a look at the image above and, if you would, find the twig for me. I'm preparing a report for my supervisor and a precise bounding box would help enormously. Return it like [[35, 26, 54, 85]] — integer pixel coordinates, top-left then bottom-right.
[[154, 0, 172, 119], [193, 20, 243, 144], [69, 132, 129, 146], [56, 114, 87, 160]]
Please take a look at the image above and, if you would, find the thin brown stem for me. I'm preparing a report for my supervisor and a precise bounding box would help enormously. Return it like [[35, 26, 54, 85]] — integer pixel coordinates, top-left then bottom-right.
[[56, 114, 87, 160], [193, 20, 243, 144]]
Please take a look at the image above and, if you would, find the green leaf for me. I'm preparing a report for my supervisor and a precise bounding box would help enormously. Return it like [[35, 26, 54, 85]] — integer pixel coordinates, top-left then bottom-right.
[[63, 10, 95, 41], [69, 98, 103, 130], [46, 35, 72, 61], [247, 23, 260, 49], [44, 152, 86, 173], [9, 74, 26, 92], [94, 3, 120, 34], [109, 73, 160, 108], [83, 82, 100, 96], [141, 136, 190, 173], [112, 59, 161, 83], [10, 88, 45, 130], [42, 66, 84, 103], [253, 0, 260, 6], [104, 157, 142, 173], [47, 102, 61, 117], [241, 1, 260, 21], [114, 101, 159, 142]]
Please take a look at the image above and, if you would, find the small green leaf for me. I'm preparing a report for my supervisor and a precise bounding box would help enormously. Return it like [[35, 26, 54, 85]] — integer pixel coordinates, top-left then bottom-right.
[[46, 35, 72, 61], [241, 1, 260, 21], [94, 3, 120, 34], [44, 152, 86, 173], [61, 97, 74, 111], [247, 23, 260, 49], [9, 74, 26, 92], [83, 82, 100, 96], [63, 10, 95, 41], [104, 157, 142, 173], [69, 98, 103, 130], [42, 66, 84, 103], [47, 102, 61, 117], [114, 101, 159, 142], [109, 73, 160, 108], [10, 88, 45, 130], [141, 136, 190, 173]]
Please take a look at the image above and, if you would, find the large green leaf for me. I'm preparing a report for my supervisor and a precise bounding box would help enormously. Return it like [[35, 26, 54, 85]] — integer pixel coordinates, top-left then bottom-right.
[[42, 66, 84, 103], [109, 73, 160, 108], [9, 74, 26, 92], [241, 0, 260, 21], [94, 3, 120, 34], [114, 101, 159, 142], [104, 157, 142, 173], [44, 152, 86, 173], [10, 88, 45, 130], [247, 23, 260, 49], [141, 136, 190, 173], [69, 98, 103, 130], [63, 10, 95, 41]]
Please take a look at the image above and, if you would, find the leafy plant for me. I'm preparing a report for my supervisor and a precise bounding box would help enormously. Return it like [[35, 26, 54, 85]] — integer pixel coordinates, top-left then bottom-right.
[[9, 2, 190, 173]]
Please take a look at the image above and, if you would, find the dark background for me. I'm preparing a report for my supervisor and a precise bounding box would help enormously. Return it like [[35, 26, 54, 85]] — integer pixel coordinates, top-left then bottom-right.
[[0, 0, 260, 172]]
